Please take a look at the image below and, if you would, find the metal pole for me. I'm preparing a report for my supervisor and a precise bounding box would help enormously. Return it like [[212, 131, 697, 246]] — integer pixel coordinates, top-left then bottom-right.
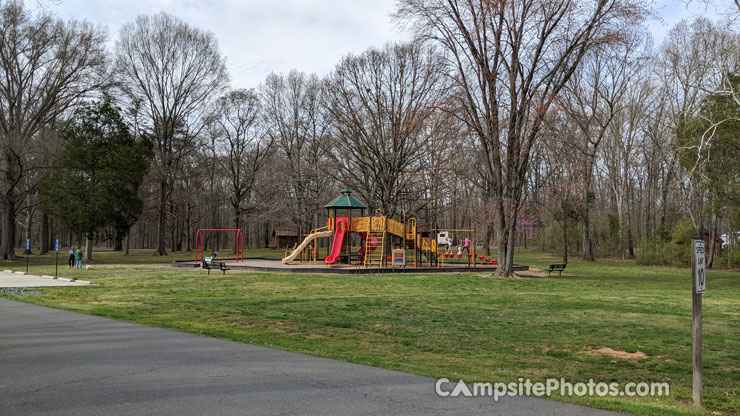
[[691, 235, 703, 406]]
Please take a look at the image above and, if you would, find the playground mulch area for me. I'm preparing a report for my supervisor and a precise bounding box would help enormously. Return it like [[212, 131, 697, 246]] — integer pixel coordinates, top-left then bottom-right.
[[173, 257, 528, 274]]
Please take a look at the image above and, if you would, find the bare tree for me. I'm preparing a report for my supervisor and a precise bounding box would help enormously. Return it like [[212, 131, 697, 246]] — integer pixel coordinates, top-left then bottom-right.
[[0, 1, 107, 259], [540, 115, 582, 263], [559, 32, 645, 260], [261, 71, 332, 234], [208, 89, 272, 232], [115, 12, 228, 255], [601, 68, 654, 259], [323, 42, 443, 218], [396, 0, 647, 276]]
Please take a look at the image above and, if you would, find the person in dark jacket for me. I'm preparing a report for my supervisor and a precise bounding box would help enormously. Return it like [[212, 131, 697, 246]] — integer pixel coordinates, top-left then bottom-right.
[[68, 248, 75, 268]]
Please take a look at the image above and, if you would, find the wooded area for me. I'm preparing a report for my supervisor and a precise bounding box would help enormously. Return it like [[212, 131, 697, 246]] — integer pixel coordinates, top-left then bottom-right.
[[1, 0, 739, 276]]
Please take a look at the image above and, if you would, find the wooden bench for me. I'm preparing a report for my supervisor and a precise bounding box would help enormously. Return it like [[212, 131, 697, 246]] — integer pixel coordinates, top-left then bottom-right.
[[546, 264, 566, 276], [202, 261, 230, 275]]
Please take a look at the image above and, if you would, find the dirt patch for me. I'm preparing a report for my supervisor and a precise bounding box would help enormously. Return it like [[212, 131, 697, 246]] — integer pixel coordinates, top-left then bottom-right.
[[584, 347, 648, 362], [720, 366, 740, 371], [480, 273, 529, 280], [370, 323, 392, 330], [507, 266, 570, 278], [653, 354, 678, 364]]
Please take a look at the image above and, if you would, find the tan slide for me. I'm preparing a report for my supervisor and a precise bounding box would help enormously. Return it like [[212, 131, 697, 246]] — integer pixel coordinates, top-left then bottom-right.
[[281, 230, 333, 264]]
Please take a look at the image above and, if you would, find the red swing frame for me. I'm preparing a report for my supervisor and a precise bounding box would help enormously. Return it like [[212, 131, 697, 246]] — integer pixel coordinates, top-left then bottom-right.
[[195, 228, 244, 263]]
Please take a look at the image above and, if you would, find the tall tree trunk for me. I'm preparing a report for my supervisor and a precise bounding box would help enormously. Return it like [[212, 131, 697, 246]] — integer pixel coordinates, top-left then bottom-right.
[[707, 213, 717, 269], [125, 231, 130, 256], [169, 201, 177, 252], [562, 209, 568, 264], [523, 229, 527, 250], [186, 203, 192, 252], [156, 180, 167, 255], [85, 232, 93, 262], [1, 148, 18, 260], [582, 159, 595, 261], [494, 202, 516, 277], [233, 204, 241, 254], [49, 218, 56, 253], [114, 234, 123, 251], [659, 160, 675, 228], [176, 222, 184, 251], [582, 209, 594, 261], [40, 212, 50, 255], [484, 222, 492, 256], [624, 182, 634, 259], [1, 197, 17, 260], [500, 218, 517, 276]]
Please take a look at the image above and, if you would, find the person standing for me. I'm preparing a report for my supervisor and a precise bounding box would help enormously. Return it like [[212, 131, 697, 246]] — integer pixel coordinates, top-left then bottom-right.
[[68, 248, 75, 268], [75, 247, 83, 269]]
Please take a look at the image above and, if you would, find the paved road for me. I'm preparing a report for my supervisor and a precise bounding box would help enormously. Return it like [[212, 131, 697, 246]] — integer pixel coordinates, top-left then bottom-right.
[[0, 298, 620, 415], [0, 270, 92, 288]]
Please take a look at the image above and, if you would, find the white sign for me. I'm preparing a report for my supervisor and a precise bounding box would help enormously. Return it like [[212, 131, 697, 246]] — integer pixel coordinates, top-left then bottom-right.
[[694, 240, 706, 293]]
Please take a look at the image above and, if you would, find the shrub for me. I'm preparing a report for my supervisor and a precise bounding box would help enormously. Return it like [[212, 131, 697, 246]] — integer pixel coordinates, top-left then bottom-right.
[[636, 220, 695, 267]]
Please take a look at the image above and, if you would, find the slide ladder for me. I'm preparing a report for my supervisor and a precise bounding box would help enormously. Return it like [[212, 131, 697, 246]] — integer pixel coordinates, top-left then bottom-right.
[[363, 216, 386, 268]]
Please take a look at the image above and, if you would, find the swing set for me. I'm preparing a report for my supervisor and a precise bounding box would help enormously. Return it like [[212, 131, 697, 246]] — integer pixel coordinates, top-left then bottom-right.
[[194, 228, 245, 263]]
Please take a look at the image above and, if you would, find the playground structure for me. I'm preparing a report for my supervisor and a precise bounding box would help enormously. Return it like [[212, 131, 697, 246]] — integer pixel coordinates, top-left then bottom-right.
[[282, 189, 492, 270], [176, 189, 524, 274]]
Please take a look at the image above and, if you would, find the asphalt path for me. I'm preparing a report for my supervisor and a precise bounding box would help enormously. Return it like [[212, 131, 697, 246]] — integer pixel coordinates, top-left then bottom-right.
[[0, 298, 621, 415]]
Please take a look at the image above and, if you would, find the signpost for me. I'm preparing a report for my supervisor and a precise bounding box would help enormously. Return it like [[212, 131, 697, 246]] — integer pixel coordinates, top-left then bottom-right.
[[692, 237, 705, 406], [55, 239, 60, 278], [25, 239, 30, 275]]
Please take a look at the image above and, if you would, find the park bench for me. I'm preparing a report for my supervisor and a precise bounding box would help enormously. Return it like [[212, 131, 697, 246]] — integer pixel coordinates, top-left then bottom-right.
[[202, 260, 230, 275], [546, 264, 566, 277]]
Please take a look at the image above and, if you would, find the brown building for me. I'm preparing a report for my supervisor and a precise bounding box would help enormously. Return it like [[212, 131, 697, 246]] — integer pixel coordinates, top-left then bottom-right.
[[273, 229, 299, 249], [702, 232, 724, 257]]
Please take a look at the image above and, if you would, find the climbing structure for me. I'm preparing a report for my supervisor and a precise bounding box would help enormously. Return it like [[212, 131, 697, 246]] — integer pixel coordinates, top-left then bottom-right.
[[282, 188, 478, 269]]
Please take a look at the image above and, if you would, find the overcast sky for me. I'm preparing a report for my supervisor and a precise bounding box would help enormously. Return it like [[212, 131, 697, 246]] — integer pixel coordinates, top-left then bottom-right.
[[48, 0, 729, 90]]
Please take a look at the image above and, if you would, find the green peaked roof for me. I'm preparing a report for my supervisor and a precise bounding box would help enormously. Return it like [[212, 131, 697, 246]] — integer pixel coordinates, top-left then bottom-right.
[[325, 188, 366, 209]]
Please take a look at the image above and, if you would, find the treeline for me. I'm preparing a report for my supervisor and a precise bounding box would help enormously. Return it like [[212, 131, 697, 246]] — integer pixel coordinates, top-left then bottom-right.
[[1, 1, 738, 274]]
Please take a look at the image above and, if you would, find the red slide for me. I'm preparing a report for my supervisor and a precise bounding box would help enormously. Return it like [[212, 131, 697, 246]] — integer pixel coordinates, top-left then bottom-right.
[[325, 217, 349, 264]]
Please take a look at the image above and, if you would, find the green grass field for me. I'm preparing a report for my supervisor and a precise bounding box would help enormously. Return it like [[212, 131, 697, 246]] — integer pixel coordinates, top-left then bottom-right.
[[1, 248, 738, 415]]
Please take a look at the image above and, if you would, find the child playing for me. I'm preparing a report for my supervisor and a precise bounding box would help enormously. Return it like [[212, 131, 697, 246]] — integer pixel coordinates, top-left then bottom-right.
[[461, 237, 470, 253]]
